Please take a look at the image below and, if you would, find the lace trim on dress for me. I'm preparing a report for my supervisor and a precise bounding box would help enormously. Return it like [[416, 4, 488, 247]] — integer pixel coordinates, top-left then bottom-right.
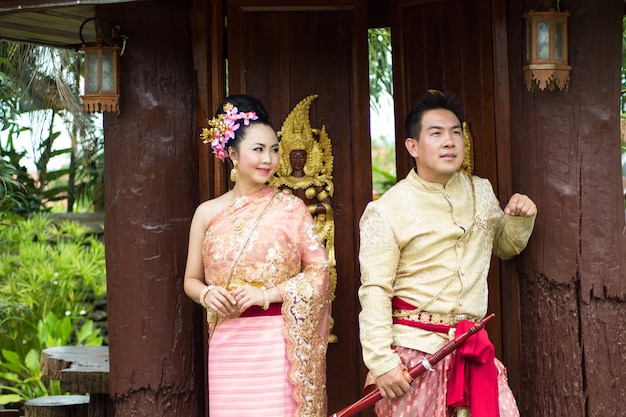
[[282, 262, 330, 417]]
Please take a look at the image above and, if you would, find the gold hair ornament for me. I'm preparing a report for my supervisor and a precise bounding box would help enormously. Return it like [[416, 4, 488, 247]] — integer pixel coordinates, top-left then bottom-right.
[[201, 102, 258, 161]]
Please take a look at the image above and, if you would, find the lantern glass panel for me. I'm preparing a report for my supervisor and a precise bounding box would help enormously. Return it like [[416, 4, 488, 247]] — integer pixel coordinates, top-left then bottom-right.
[[555, 21, 565, 61], [85, 51, 99, 93], [536, 20, 550, 60], [101, 51, 115, 93]]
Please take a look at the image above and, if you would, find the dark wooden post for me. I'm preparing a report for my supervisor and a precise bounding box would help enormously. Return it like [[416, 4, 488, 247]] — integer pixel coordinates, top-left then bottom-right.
[[508, 1, 626, 416], [102, 3, 204, 417]]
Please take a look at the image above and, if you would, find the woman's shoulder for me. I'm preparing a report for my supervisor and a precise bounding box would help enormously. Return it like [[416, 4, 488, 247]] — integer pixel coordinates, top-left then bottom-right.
[[194, 192, 232, 225]]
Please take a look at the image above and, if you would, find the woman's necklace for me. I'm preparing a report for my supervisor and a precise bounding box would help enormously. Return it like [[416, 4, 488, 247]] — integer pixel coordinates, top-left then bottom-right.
[[228, 185, 266, 234]]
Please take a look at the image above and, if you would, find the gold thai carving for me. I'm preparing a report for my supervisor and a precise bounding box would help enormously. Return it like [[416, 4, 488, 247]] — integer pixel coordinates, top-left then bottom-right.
[[461, 121, 474, 176], [270, 94, 338, 343]]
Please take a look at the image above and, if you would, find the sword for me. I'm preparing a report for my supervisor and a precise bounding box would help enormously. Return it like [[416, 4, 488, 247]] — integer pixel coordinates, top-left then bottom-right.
[[329, 313, 495, 417]]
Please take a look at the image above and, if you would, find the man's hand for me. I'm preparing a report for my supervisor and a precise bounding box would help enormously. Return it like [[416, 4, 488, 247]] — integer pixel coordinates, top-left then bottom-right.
[[504, 193, 537, 217], [375, 365, 413, 400]]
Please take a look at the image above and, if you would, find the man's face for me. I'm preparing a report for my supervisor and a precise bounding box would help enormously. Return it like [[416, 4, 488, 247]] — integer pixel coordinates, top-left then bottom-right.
[[405, 108, 464, 185]]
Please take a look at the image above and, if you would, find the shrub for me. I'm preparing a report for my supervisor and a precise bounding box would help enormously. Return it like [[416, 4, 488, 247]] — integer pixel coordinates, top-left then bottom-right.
[[0, 214, 106, 405]]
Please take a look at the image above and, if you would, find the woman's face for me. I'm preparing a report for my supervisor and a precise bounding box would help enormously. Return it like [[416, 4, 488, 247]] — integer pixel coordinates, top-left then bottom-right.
[[233, 123, 280, 185]]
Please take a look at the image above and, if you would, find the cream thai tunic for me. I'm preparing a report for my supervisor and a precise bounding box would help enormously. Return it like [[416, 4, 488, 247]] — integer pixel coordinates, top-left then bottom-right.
[[358, 170, 535, 378]]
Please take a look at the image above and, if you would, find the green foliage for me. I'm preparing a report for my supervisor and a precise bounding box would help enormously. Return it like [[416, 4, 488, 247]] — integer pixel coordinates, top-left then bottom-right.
[[0, 214, 106, 405], [0, 348, 61, 406], [0, 39, 105, 214], [368, 28, 393, 113], [0, 215, 106, 353], [371, 136, 396, 198], [0, 313, 102, 405], [0, 311, 101, 405], [369, 28, 397, 198], [0, 158, 27, 215], [0, 149, 47, 215], [37, 312, 103, 349]]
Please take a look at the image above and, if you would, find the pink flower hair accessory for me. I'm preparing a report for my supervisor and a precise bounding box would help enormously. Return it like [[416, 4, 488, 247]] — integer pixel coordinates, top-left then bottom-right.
[[201, 103, 258, 161]]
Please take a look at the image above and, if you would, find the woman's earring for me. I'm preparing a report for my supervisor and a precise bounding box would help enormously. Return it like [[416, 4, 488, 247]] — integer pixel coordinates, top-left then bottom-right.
[[230, 160, 238, 183]]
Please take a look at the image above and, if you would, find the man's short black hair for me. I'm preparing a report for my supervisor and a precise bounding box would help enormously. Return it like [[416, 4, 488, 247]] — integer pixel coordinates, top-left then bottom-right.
[[404, 90, 464, 139]]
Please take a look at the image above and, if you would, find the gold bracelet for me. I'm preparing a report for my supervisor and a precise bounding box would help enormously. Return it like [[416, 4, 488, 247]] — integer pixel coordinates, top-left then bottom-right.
[[260, 286, 270, 310], [198, 285, 214, 309]]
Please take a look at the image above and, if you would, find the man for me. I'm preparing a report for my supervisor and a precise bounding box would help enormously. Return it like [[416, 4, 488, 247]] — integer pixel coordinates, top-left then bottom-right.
[[358, 90, 536, 417]]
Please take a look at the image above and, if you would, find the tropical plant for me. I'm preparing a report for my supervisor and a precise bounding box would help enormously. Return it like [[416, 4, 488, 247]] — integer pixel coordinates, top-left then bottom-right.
[[369, 28, 396, 196], [0, 312, 101, 406], [0, 214, 106, 406], [0, 158, 26, 215], [368, 28, 393, 112], [0, 215, 106, 358], [371, 135, 396, 198], [0, 348, 61, 406], [0, 40, 104, 213]]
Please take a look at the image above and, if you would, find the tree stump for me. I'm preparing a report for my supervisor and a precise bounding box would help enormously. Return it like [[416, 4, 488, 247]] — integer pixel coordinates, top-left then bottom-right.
[[39, 347, 111, 417], [40, 347, 109, 394], [24, 395, 89, 417]]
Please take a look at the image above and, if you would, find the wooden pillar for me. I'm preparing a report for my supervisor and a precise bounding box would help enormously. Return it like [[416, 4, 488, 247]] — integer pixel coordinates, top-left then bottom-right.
[[508, 0, 626, 416], [102, 2, 204, 417]]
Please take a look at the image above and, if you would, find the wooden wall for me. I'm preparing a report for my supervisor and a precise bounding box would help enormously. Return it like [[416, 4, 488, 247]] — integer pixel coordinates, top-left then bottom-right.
[[507, 0, 626, 415], [102, 3, 204, 417]]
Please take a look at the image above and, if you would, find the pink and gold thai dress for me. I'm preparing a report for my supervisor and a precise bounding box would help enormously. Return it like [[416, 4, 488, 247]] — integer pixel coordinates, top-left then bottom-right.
[[202, 186, 331, 417]]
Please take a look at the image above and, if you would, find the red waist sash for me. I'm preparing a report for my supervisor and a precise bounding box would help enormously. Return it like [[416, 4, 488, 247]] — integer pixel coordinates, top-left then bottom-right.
[[391, 297, 500, 417], [239, 302, 282, 318]]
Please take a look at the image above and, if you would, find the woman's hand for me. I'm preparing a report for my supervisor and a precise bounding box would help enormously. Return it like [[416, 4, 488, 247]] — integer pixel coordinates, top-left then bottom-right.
[[204, 286, 238, 317], [231, 285, 266, 312]]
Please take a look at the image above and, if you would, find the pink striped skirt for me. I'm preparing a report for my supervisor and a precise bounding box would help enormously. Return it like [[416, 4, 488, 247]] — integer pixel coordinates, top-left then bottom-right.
[[364, 346, 520, 417], [208, 314, 297, 416]]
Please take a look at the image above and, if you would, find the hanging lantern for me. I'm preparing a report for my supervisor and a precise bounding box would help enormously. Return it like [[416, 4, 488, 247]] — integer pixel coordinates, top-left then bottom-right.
[[79, 14, 124, 114], [81, 38, 120, 114], [523, 7, 571, 91]]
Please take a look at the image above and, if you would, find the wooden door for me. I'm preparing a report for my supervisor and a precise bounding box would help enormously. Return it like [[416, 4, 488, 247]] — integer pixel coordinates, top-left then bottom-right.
[[390, 0, 522, 397], [226, 0, 372, 413]]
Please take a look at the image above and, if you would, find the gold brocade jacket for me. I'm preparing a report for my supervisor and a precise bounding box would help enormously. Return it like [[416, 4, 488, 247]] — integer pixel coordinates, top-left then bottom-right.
[[358, 170, 535, 378]]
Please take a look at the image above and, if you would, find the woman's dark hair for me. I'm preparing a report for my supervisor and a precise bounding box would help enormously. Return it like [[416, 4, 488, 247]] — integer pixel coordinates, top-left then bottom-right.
[[215, 94, 275, 151], [404, 90, 464, 139]]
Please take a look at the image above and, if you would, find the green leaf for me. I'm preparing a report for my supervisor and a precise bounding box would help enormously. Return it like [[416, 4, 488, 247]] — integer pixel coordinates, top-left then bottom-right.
[[24, 349, 40, 374], [0, 372, 21, 382], [0, 350, 22, 373], [76, 320, 94, 344], [0, 393, 24, 405]]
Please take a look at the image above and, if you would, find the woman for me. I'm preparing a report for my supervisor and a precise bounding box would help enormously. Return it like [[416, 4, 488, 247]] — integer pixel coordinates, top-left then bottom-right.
[[183, 94, 331, 417]]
